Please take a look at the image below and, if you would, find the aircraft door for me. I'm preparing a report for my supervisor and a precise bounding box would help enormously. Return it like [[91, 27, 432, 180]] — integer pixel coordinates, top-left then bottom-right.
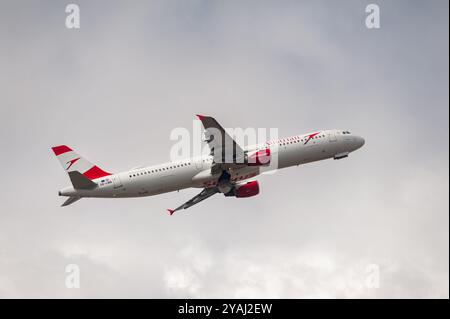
[[328, 131, 337, 142], [113, 174, 123, 189], [195, 157, 203, 170]]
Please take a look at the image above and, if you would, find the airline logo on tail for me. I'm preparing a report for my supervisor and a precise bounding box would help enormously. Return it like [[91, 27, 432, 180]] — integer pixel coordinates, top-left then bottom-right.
[[66, 157, 80, 170], [51, 145, 111, 180]]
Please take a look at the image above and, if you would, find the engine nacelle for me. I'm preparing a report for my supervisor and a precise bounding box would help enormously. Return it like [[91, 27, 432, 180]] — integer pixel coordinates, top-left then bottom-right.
[[234, 181, 260, 198], [245, 148, 271, 166]]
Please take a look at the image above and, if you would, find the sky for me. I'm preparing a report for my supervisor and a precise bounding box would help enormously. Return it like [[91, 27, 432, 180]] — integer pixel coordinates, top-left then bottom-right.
[[0, 0, 448, 298]]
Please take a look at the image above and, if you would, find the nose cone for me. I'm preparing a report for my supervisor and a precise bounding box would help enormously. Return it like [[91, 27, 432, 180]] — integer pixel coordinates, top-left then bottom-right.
[[354, 136, 365, 150]]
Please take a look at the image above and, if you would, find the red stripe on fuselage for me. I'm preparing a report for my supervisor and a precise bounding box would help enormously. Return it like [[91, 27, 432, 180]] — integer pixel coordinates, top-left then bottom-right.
[[52, 145, 72, 156], [83, 166, 111, 180]]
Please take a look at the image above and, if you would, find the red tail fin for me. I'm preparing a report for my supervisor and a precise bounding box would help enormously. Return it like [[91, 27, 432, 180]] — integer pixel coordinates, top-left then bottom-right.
[[51, 145, 111, 180]]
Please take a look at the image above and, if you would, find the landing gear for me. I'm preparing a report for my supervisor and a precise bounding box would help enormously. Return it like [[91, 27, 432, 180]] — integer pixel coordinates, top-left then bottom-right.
[[217, 170, 233, 195], [218, 170, 231, 183]]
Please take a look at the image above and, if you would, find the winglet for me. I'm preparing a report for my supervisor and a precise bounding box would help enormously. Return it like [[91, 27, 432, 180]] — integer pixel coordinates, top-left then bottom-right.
[[196, 114, 205, 121], [167, 209, 175, 216]]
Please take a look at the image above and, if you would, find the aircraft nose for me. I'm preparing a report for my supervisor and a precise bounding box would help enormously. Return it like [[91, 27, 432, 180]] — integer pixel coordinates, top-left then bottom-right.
[[355, 136, 365, 149]]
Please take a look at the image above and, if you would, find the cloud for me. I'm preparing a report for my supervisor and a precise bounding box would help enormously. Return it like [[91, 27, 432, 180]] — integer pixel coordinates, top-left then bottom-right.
[[162, 240, 448, 298]]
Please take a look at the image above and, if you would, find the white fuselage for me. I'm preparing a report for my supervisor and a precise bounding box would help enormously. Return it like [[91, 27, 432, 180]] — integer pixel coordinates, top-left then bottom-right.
[[59, 129, 365, 198]]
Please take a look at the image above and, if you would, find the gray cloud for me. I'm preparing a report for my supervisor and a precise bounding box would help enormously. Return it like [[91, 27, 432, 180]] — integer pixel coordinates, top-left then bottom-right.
[[0, 0, 448, 298]]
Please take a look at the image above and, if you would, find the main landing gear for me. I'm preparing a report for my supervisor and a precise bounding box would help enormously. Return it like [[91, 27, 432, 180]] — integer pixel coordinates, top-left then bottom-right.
[[217, 170, 235, 196]]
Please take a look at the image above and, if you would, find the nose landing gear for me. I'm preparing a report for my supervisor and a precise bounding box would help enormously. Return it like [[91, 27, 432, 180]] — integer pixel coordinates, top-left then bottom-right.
[[334, 152, 349, 160]]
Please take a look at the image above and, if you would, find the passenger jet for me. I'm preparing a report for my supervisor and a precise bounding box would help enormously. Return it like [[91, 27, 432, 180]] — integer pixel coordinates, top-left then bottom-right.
[[52, 115, 365, 214]]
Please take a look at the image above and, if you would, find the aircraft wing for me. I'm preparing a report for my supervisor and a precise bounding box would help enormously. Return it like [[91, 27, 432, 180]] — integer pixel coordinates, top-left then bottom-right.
[[196, 115, 246, 173], [167, 187, 219, 215]]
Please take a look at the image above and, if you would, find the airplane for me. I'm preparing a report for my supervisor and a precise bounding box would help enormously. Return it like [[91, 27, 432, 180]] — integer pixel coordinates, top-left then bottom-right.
[[52, 115, 365, 215]]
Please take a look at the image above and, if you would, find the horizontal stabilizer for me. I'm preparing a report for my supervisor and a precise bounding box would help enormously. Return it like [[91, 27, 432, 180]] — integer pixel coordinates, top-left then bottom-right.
[[68, 171, 97, 189], [61, 197, 81, 207]]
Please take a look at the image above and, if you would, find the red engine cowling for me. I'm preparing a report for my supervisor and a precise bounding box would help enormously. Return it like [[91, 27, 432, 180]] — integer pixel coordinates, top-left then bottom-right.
[[246, 148, 271, 166], [235, 181, 260, 198]]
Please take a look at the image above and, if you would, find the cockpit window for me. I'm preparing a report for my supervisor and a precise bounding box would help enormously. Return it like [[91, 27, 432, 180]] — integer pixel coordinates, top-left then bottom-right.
[[343, 131, 351, 134]]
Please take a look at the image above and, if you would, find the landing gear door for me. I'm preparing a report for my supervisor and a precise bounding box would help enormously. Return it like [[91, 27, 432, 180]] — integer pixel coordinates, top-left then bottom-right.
[[113, 174, 123, 189]]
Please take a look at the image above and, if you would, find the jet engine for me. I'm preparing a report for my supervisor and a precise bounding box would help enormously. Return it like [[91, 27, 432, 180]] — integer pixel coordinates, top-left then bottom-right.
[[234, 181, 260, 198]]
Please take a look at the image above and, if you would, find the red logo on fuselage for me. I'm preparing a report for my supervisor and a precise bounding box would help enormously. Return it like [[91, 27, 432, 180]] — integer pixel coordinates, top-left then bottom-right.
[[66, 157, 80, 170], [304, 132, 320, 145]]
